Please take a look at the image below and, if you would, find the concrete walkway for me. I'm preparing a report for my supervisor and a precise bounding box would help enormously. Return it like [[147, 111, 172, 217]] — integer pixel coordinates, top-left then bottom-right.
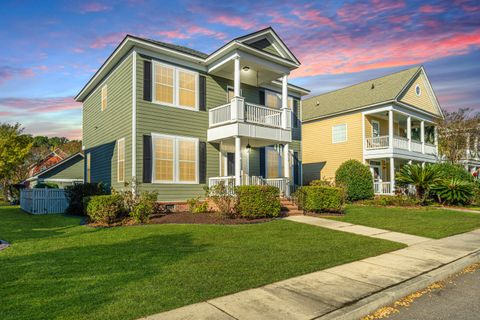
[[285, 215, 430, 246], [140, 226, 480, 320]]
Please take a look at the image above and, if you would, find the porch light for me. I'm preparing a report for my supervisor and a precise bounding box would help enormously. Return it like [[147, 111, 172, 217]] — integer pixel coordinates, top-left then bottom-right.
[[242, 66, 250, 72], [246, 142, 251, 150]]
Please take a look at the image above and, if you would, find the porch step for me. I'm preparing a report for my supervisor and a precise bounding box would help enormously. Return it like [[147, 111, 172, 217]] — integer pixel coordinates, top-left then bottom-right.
[[280, 198, 303, 216]]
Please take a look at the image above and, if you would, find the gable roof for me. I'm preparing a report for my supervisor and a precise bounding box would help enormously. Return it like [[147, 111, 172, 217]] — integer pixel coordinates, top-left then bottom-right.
[[302, 66, 443, 122], [26, 153, 84, 181], [75, 27, 304, 102]]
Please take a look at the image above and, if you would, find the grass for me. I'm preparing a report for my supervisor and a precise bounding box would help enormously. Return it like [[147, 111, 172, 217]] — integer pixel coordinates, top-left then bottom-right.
[[328, 205, 480, 239], [0, 206, 404, 320]]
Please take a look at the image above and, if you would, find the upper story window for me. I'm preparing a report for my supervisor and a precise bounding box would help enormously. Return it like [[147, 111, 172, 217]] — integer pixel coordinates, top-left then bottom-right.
[[332, 124, 347, 143], [153, 61, 198, 110], [227, 86, 242, 101], [101, 85, 107, 111], [117, 138, 125, 183], [86, 153, 91, 183], [152, 133, 198, 184], [415, 84, 421, 96], [265, 90, 281, 109]]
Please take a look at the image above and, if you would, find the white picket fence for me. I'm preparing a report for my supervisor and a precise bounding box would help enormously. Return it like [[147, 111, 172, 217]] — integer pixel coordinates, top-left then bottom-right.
[[20, 189, 69, 214]]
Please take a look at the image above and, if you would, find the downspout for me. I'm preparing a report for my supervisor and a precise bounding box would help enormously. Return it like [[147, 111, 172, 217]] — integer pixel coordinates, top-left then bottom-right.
[[132, 50, 137, 191]]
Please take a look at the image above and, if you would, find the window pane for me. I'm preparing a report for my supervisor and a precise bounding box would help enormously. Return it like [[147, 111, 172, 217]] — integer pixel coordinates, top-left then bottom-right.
[[227, 88, 234, 101], [267, 149, 280, 178], [332, 124, 347, 143], [155, 65, 174, 104], [154, 137, 174, 181], [118, 161, 124, 182], [178, 71, 196, 108], [178, 139, 196, 182], [266, 91, 281, 109]]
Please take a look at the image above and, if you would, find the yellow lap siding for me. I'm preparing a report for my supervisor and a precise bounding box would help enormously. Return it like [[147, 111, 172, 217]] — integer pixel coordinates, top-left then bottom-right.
[[399, 73, 440, 116], [302, 113, 363, 180]]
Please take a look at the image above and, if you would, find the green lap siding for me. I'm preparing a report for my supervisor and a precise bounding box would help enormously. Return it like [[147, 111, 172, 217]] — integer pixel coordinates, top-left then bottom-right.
[[40, 156, 84, 180], [82, 53, 133, 190]]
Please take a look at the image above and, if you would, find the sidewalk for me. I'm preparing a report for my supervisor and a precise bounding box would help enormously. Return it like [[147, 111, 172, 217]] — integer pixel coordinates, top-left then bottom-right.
[[140, 223, 480, 320]]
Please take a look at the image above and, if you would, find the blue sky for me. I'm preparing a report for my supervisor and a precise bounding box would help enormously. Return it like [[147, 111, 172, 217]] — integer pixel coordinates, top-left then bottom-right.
[[0, 0, 479, 139]]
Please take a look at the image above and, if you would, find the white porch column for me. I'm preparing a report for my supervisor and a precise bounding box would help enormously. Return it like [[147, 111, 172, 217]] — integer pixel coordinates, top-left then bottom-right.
[[434, 126, 439, 155], [466, 134, 471, 160], [281, 74, 291, 130], [420, 121, 425, 154], [234, 56, 241, 97], [390, 157, 395, 195], [388, 110, 394, 148], [407, 116, 412, 151], [283, 143, 291, 197], [230, 56, 244, 122], [235, 136, 241, 186]]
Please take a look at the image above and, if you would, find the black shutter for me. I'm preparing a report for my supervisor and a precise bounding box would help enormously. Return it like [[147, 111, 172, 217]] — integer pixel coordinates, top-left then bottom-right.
[[293, 152, 299, 185], [293, 99, 299, 128], [143, 135, 152, 183], [199, 141, 207, 184], [259, 147, 266, 178], [143, 60, 152, 101], [199, 75, 206, 111], [259, 90, 265, 105]]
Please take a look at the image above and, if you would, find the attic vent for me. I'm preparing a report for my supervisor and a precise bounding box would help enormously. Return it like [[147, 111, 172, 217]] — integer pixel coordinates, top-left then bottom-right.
[[316, 101, 320, 106], [371, 83, 375, 89]]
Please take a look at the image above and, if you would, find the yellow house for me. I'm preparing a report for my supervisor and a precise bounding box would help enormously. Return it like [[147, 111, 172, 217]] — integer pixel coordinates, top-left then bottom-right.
[[302, 66, 444, 195]]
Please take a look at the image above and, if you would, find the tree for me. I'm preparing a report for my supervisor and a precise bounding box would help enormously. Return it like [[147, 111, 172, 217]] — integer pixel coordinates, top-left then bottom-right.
[[0, 123, 32, 199], [436, 108, 480, 164], [59, 140, 82, 155], [396, 164, 443, 204]]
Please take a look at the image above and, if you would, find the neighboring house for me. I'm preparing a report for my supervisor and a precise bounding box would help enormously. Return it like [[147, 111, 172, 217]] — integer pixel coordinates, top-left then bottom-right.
[[75, 27, 309, 203], [457, 133, 480, 174], [25, 153, 84, 188], [28, 148, 68, 177], [302, 66, 444, 195]]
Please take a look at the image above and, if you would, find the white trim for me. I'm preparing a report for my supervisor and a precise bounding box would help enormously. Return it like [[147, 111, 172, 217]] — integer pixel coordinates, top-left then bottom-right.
[[117, 138, 126, 183], [42, 178, 84, 183], [371, 119, 380, 138], [152, 60, 199, 111], [332, 124, 347, 144], [101, 84, 107, 111], [132, 51, 137, 180], [415, 84, 421, 96], [151, 133, 199, 184]]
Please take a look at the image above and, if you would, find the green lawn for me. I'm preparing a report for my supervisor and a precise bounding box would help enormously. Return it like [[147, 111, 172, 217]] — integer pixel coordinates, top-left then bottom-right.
[[0, 206, 404, 320], [328, 205, 480, 239]]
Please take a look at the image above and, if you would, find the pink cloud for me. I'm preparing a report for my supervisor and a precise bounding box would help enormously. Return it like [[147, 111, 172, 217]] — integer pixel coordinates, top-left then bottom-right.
[[209, 15, 256, 30], [79, 2, 112, 13], [90, 32, 126, 49], [187, 25, 227, 40], [0, 97, 81, 113], [419, 5, 445, 14], [292, 8, 337, 29], [337, 0, 405, 23], [389, 15, 410, 24], [157, 30, 190, 39]]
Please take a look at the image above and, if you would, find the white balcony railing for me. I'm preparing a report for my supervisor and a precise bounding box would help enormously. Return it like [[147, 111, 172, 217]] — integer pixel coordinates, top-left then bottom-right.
[[209, 103, 231, 127], [365, 135, 436, 156], [245, 102, 282, 128], [365, 135, 389, 149], [424, 143, 436, 155], [393, 136, 409, 150], [374, 181, 392, 195], [411, 140, 423, 153]]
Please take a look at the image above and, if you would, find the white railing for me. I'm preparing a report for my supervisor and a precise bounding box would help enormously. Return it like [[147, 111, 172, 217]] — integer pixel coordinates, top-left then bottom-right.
[[209, 103, 231, 127], [374, 181, 392, 195], [20, 188, 69, 214], [264, 178, 289, 196], [245, 102, 282, 128], [411, 140, 423, 153], [393, 136, 409, 150], [365, 136, 389, 149], [208, 176, 236, 195], [424, 143, 436, 155], [208, 176, 289, 196]]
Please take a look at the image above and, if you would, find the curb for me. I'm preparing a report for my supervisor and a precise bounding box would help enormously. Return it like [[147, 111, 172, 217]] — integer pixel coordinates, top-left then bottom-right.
[[0, 239, 10, 251], [316, 250, 480, 320]]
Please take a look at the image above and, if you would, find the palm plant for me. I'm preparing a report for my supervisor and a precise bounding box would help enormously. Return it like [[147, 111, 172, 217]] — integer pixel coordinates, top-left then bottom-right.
[[431, 178, 475, 205], [396, 164, 443, 204]]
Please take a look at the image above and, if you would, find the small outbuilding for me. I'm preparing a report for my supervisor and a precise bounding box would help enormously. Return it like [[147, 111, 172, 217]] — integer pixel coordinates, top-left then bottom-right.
[[25, 153, 84, 188]]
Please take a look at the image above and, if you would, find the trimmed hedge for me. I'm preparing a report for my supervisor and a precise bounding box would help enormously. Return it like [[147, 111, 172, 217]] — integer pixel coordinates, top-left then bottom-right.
[[297, 186, 345, 213], [236, 185, 281, 218], [335, 160, 374, 201], [34, 182, 59, 189], [361, 195, 420, 207], [86, 194, 124, 223], [64, 183, 109, 215]]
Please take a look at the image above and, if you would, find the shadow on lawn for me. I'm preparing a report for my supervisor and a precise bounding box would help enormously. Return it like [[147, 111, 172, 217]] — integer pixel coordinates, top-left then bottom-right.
[[0, 232, 207, 320]]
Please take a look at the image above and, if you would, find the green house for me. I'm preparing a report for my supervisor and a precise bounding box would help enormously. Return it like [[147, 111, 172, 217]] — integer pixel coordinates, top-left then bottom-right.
[[75, 27, 309, 202], [26, 153, 84, 188]]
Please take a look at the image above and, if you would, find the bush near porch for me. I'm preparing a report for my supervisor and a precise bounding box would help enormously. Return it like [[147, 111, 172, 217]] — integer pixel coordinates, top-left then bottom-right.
[[335, 160, 374, 201], [295, 186, 345, 213], [235, 185, 281, 218]]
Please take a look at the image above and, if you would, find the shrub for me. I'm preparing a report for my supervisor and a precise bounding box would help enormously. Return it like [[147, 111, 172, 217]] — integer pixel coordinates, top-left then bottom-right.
[[129, 191, 158, 223], [433, 163, 474, 182], [432, 178, 475, 205], [206, 181, 237, 218], [187, 196, 209, 213], [361, 195, 420, 207], [34, 182, 59, 189], [86, 194, 124, 223], [335, 160, 374, 201], [309, 179, 333, 187], [396, 164, 443, 204], [236, 185, 281, 218], [297, 186, 345, 213], [64, 183, 109, 215]]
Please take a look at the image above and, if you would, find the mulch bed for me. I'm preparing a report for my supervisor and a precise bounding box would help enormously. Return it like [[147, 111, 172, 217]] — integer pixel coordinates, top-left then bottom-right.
[[149, 212, 273, 225]]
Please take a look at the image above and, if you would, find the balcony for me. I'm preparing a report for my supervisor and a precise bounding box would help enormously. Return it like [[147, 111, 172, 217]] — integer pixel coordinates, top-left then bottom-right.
[[365, 135, 437, 155], [207, 97, 291, 143]]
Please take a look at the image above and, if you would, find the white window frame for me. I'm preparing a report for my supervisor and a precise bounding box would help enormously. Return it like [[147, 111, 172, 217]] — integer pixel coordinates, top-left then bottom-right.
[[152, 61, 199, 111], [86, 153, 91, 183], [371, 120, 380, 138], [415, 84, 421, 96], [151, 133, 199, 184], [265, 146, 282, 178], [265, 89, 282, 109], [332, 124, 347, 144], [101, 85, 107, 111], [117, 138, 125, 183]]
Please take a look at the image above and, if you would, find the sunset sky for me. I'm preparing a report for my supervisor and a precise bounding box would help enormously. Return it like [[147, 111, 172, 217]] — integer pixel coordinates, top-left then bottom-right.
[[0, 0, 479, 139]]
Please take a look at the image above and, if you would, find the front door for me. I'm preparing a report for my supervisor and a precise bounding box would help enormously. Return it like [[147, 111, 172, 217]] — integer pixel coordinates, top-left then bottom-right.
[[370, 161, 382, 182], [227, 153, 235, 176]]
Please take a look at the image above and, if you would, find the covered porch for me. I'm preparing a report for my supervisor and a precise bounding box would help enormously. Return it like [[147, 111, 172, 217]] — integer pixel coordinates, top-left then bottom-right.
[[208, 137, 297, 197]]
